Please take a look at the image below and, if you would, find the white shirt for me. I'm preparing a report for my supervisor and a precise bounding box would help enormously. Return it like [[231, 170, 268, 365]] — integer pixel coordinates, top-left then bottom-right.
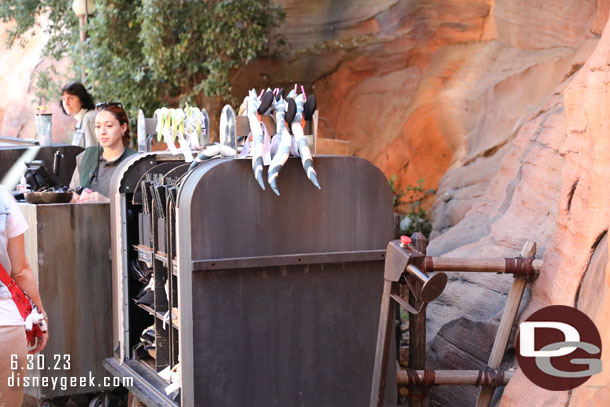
[[0, 187, 29, 326], [71, 109, 97, 148]]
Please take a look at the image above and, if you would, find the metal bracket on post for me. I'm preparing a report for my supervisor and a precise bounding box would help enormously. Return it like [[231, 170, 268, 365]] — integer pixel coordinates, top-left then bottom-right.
[[370, 235, 448, 407]]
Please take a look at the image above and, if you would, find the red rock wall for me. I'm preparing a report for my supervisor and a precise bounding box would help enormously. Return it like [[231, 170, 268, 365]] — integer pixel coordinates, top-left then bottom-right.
[[0, 21, 74, 144], [236, 1, 610, 405], [234, 0, 601, 213], [500, 16, 610, 406]]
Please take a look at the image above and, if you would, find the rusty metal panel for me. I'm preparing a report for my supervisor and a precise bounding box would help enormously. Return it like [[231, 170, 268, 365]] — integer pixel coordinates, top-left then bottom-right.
[[179, 156, 394, 259], [19, 203, 113, 399], [178, 156, 395, 406], [191, 262, 390, 406]]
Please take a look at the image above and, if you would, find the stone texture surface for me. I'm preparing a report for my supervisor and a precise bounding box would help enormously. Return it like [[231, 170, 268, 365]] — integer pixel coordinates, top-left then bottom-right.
[[0, 21, 79, 144], [233, 0, 600, 209], [424, 87, 570, 405], [240, 2, 610, 405], [2, 1, 610, 406], [499, 18, 610, 406], [428, 318, 499, 405], [570, 234, 610, 406]]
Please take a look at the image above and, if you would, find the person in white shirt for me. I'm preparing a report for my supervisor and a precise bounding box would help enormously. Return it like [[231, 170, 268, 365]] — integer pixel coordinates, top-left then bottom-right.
[[0, 187, 48, 405], [60, 82, 97, 148]]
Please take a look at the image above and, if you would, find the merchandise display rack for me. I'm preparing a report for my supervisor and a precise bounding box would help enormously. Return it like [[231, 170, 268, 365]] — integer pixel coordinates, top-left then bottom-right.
[[104, 153, 396, 407]]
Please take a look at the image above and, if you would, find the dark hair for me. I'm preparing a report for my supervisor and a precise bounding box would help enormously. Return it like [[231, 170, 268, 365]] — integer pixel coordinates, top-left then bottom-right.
[[59, 82, 95, 114], [97, 104, 131, 146]]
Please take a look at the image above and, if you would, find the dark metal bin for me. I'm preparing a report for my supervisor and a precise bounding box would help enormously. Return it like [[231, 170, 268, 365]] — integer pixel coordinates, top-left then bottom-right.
[[106, 155, 396, 406], [0, 144, 82, 187]]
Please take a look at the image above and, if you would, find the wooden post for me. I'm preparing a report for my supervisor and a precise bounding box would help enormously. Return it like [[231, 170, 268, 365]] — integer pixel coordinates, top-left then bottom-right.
[[398, 369, 514, 386], [425, 258, 543, 273], [408, 232, 428, 406], [370, 280, 398, 407], [476, 241, 536, 407]]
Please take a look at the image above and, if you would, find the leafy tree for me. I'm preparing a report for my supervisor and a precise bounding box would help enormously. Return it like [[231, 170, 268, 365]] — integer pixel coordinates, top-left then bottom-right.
[[0, 0, 76, 52], [0, 0, 284, 134]]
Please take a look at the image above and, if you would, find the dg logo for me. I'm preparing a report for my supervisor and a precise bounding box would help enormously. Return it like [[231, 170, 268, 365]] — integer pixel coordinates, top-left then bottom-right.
[[516, 305, 602, 391]]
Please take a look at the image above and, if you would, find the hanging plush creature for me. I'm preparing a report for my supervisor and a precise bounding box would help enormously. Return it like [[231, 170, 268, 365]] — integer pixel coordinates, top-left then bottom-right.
[[268, 93, 294, 195], [189, 104, 237, 171], [188, 143, 236, 171], [247, 89, 274, 190], [289, 93, 320, 190]]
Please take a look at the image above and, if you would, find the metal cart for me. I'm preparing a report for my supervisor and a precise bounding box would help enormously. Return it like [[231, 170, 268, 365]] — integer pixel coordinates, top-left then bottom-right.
[[105, 154, 396, 406], [18, 202, 114, 407], [3, 144, 117, 407]]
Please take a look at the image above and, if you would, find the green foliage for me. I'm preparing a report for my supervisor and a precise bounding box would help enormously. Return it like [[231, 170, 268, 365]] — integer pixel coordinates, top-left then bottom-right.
[[137, 0, 282, 100], [32, 65, 63, 107], [78, 0, 161, 122], [0, 0, 78, 56], [389, 175, 436, 238], [389, 175, 404, 209], [1, 0, 284, 131], [401, 210, 433, 238]]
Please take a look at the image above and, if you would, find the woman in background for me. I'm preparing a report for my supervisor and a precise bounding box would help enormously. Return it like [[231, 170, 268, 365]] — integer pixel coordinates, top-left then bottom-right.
[[0, 187, 48, 405], [60, 82, 97, 148]]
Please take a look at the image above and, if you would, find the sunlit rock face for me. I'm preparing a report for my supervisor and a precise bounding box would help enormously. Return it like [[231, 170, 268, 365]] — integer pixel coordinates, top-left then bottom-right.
[[234, 0, 601, 213], [0, 21, 75, 144], [2, 1, 610, 405], [500, 15, 610, 406], [235, 1, 609, 405]]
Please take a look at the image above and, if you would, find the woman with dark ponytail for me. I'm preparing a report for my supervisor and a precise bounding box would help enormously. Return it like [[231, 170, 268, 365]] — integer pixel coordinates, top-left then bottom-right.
[[70, 103, 137, 203]]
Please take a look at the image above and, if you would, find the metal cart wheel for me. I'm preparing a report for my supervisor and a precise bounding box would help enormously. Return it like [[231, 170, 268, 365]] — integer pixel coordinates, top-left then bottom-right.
[[51, 395, 71, 405]]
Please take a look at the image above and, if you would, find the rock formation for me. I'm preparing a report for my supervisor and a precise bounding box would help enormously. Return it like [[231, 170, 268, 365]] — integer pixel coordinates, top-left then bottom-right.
[[236, 1, 610, 405], [0, 21, 74, 143], [499, 15, 610, 406]]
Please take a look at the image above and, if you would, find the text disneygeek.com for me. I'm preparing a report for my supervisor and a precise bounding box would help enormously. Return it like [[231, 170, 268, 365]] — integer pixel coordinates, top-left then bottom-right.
[[8, 354, 132, 391], [7, 372, 133, 391]]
